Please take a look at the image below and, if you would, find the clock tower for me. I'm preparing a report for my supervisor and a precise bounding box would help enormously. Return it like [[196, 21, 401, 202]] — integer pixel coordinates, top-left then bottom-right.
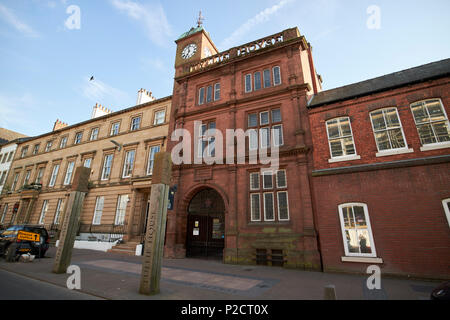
[[174, 23, 219, 78]]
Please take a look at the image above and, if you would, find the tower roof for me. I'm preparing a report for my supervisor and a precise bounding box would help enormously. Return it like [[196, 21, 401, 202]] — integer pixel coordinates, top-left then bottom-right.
[[177, 26, 210, 41]]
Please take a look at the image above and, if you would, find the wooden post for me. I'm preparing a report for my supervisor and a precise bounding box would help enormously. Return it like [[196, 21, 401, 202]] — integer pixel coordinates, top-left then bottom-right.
[[139, 152, 172, 295], [52, 167, 90, 274], [324, 284, 337, 300]]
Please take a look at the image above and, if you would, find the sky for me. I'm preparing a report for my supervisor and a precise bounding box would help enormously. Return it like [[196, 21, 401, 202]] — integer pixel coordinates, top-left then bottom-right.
[[0, 0, 449, 137]]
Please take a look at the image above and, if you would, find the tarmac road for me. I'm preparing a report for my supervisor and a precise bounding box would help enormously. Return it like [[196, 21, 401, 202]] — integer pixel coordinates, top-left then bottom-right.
[[0, 268, 103, 300]]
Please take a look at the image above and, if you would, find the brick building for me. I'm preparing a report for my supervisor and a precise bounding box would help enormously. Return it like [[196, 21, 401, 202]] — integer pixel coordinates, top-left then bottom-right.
[[308, 59, 450, 279], [165, 25, 323, 269], [0, 92, 171, 249]]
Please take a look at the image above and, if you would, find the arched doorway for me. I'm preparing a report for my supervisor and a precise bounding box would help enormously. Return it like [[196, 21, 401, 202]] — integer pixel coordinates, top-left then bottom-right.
[[186, 188, 225, 259]]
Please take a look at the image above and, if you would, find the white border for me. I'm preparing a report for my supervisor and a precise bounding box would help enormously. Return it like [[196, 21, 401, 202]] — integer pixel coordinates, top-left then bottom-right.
[[338, 203, 377, 258], [442, 198, 450, 228]]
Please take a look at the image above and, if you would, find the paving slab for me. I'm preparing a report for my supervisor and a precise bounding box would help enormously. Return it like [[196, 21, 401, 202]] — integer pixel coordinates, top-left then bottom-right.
[[0, 246, 441, 300]]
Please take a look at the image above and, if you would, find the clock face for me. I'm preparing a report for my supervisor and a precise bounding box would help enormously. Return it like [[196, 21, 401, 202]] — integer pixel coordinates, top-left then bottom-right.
[[181, 43, 197, 59]]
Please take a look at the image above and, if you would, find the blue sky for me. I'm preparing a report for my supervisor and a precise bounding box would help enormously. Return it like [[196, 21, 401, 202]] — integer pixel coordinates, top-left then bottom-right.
[[1, 0, 449, 137]]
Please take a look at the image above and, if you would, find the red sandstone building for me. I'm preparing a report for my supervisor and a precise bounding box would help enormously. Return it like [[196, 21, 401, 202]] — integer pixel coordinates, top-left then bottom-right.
[[308, 59, 450, 279], [165, 25, 322, 269], [164, 22, 449, 279]]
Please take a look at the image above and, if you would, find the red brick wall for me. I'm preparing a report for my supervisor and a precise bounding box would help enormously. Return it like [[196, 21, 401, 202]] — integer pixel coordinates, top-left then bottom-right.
[[309, 78, 450, 170], [309, 77, 450, 279], [166, 34, 321, 268], [312, 163, 450, 279]]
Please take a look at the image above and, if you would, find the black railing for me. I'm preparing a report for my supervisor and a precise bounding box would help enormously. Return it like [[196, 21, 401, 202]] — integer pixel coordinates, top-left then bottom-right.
[[77, 223, 127, 243]]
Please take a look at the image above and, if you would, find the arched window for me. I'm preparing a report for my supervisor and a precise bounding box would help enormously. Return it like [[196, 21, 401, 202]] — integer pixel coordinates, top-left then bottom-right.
[[338, 203, 377, 257]]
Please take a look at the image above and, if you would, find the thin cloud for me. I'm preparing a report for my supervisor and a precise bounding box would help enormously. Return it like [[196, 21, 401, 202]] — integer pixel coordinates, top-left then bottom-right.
[[110, 0, 172, 47], [219, 0, 294, 50], [81, 77, 128, 105], [0, 4, 40, 38]]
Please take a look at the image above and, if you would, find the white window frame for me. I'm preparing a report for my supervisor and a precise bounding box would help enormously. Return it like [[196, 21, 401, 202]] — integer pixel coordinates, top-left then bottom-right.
[[198, 87, 205, 105], [90, 128, 99, 141], [84, 158, 92, 168], [250, 193, 261, 222], [249, 172, 260, 191], [38, 200, 49, 225], [122, 150, 135, 178], [101, 154, 113, 181], [21, 146, 28, 158], [248, 129, 259, 151], [276, 169, 287, 188], [263, 192, 275, 222], [147, 145, 160, 176], [206, 85, 213, 103], [338, 203, 377, 258], [23, 170, 31, 186], [263, 69, 271, 88], [260, 127, 270, 149], [63, 161, 75, 185], [48, 164, 60, 187], [45, 141, 53, 152], [11, 172, 20, 191], [277, 191, 290, 221], [130, 117, 141, 131], [410, 98, 450, 151], [0, 171, 6, 186], [370, 107, 411, 155], [114, 195, 128, 226], [59, 136, 68, 149], [33, 144, 40, 155], [92, 196, 105, 225], [245, 74, 252, 93], [53, 199, 64, 225], [260, 111, 270, 126], [1, 204, 8, 223], [262, 171, 273, 190], [272, 124, 284, 147], [110, 122, 120, 136], [254, 71, 262, 91], [273, 66, 281, 86], [326, 117, 360, 162], [214, 83, 220, 101], [35, 167, 45, 184], [154, 110, 166, 125], [442, 198, 450, 228], [74, 132, 83, 145]]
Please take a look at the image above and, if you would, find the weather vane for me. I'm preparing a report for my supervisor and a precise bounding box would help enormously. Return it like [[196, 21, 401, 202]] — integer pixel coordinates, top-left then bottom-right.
[[197, 10, 204, 27]]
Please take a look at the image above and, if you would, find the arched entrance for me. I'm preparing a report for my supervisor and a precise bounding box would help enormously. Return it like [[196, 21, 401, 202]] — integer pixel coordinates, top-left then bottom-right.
[[186, 188, 225, 259]]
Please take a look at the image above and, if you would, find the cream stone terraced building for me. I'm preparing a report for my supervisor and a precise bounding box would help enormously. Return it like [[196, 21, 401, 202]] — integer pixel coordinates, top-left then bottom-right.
[[0, 94, 171, 246]]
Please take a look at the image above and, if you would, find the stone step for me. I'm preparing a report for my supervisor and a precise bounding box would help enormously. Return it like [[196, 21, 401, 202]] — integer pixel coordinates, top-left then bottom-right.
[[108, 248, 136, 256], [107, 242, 141, 256]]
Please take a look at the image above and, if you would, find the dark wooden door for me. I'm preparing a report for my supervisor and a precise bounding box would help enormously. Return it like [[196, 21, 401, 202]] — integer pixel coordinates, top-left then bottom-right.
[[186, 214, 224, 258]]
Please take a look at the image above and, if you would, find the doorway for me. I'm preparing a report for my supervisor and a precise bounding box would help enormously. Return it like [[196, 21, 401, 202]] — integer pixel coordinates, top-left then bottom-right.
[[186, 188, 225, 259]]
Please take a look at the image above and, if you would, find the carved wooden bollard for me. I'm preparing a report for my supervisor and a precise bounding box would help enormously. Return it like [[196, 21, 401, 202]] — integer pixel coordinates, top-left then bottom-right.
[[52, 167, 90, 274], [139, 152, 172, 295]]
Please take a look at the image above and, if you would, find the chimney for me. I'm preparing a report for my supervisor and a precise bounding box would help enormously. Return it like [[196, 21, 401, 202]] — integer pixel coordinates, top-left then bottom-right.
[[136, 88, 155, 105], [91, 103, 112, 119], [53, 119, 68, 131]]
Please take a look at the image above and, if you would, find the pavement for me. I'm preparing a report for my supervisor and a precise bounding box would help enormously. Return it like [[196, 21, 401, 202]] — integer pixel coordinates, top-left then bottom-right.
[[0, 246, 442, 300]]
